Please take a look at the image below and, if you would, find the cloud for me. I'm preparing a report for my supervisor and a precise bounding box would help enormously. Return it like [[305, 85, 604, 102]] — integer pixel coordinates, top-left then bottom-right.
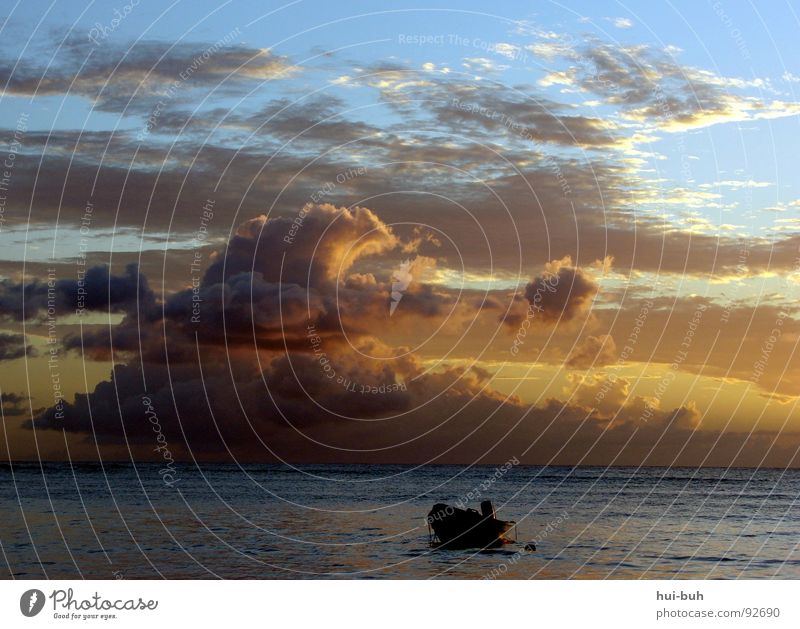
[[204, 203, 400, 287], [17, 221, 800, 466], [566, 334, 617, 368], [461, 57, 509, 73], [527, 39, 800, 132], [491, 43, 523, 59], [443, 87, 621, 148], [17, 200, 525, 459], [505, 396, 796, 467], [59, 204, 454, 365], [29, 330, 524, 457], [5, 83, 799, 287], [5, 25, 800, 467], [624, 95, 800, 132], [222, 96, 379, 144], [1, 391, 31, 417], [26, 363, 800, 465], [0, 264, 154, 321], [21, 205, 493, 449], [0, 332, 36, 360], [522, 257, 599, 323], [0, 37, 296, 112], [342, 62, 623, 148], [698, 180, 772, 189]]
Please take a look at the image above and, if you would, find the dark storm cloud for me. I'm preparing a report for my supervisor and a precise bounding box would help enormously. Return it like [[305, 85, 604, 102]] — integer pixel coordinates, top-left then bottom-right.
[[0, 37, 295, 112], [31, 355, 800, 467], [163, 272, 326, 349], [202, 204, 399, 287], [17, 206, 800, 466], [522, 258, 599, 323], [0, 263, 154, 321], [0, 332, 35, 360], [1, 391, 31, 417], [27, 361, 268, 450], [55, 205, 448, 363], [24, 205, 524, 456], [29, 325, 522, 455]]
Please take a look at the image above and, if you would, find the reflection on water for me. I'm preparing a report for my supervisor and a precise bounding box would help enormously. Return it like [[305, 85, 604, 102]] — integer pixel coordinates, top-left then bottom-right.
[[1, 463, 798, 578]]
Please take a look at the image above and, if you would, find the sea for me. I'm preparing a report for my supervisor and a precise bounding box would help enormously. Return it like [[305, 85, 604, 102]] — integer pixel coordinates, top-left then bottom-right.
[[1, 463, 798, 579]]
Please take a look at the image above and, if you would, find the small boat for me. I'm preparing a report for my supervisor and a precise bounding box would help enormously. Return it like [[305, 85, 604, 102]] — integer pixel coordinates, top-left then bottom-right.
[[426, 500, 516, 549]]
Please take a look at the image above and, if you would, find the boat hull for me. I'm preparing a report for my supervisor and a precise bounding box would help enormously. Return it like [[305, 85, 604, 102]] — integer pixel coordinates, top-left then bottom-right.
[[427, 503, 514, 549]]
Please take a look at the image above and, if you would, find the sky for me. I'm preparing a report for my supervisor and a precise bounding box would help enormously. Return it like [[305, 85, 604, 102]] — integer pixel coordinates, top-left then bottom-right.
[[1, 0, 800, 466]]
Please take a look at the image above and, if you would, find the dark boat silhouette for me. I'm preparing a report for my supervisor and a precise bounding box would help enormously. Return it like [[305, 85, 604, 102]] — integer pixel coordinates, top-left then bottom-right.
[[426, 500, 516, 549]]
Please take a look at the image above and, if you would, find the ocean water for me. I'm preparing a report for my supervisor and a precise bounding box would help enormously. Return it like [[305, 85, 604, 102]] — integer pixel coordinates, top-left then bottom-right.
[[1, 463, 798, 579]]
